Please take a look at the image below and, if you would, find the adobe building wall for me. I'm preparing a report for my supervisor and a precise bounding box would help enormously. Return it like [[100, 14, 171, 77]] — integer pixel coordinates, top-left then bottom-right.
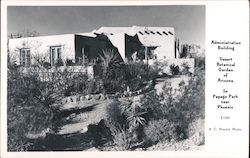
[[8, 34, 75, 65]]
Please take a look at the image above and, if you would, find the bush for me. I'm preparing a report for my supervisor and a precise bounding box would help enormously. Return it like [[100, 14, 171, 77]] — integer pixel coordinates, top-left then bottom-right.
[[64, 73, 89, 96], [87, 120, 112, 148], [65, 59, 75, 66], [103, 76, 126, 94], [7, 67, 55, 151], [177, 67, 205, 121], [100, 61, 159, 94], [109, 125, 136, 151], [187, 118, 205, 146], [151, 67, 205, 144], [104, 100, 135, 150], [195, 56, 205, 69], [104, 99, 150, 150], [170, 64, 180, 75], [181, 62, 191, 75], [124, 62, 159, 91], [105, 100, 127, 127], [144, 119, 185, 144]]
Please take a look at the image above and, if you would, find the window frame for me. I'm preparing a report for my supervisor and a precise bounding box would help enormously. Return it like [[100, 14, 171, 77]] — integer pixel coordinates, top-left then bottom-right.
[[50, 46, 62, 66], [20, 48, 31, 67]]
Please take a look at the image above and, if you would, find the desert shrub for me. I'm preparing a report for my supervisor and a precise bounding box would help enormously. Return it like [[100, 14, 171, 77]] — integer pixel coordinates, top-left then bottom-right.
[[7, 67, 55, 151], [87, 120, 112, 148], [137, 91, 162, 120], [104, 100, 135, 150], [177, 67, 205, 122], [65, 59, 75, 66], [110, 125, 139, 151], [181, 62, 191, 75], [104, 99, 150, 150], [170, 64, 180, 75], [64, 73, 89, 96], [124, 62, 159, 91], [153, 67, 205, 143], [101, 60, 159, 94], [103, 76, 126, 94], [86, 78, 105, 94], [55, 58, 64, 67], [195, 56, 205, 69], [144, 119, 185, 144], [187, 118, 205, 146], [105, 100, 127, 127]]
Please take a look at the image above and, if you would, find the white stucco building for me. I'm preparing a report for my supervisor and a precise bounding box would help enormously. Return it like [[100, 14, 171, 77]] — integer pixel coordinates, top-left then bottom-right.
[[95, 26, 176, 60], [8, 26, 178, 67]]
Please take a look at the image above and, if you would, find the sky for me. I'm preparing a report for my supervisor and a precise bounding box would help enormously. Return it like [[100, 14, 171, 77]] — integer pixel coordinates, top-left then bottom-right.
[[8, 6, 205, 48]]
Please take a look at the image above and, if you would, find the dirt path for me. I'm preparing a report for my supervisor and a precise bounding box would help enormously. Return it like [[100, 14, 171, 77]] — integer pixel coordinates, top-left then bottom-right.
[[31, 99, 114, 151], [56, 99, 113, 135]]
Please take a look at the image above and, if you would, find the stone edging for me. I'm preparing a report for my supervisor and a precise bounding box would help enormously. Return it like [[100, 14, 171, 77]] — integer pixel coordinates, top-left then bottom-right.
[[59, 80, 154, 105]]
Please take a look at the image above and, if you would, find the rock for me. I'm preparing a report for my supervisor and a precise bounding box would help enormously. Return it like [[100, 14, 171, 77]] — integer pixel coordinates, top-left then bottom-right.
[[138, 89, 143, 94], [128, 91, 132, 97], [69, 113, 76, 119], [85, 94, 92, 100], [93, 94, 101, 100], [123, 91, 129, 97], [99, 94, 106, 100], [136, 91, 140, 95], [131, 91, 137, 96], [81, 96, 85, 101], [76, 96, 81, 102]]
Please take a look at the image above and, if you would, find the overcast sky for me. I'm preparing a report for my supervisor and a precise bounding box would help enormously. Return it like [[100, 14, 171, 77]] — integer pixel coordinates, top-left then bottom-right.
[[8, 6, 205, 48]]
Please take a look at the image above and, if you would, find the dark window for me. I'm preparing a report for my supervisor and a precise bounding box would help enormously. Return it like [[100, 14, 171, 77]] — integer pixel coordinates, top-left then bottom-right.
[[20, 48, 31, 67]]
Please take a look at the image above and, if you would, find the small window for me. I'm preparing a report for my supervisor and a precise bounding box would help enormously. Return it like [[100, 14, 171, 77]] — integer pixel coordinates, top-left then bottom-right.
[[156, 31, 162, 35], [50, 46, 62, 66], [163, 31, 168, 35], [20, 48, 31, 67], [168, 31, 173, 35]]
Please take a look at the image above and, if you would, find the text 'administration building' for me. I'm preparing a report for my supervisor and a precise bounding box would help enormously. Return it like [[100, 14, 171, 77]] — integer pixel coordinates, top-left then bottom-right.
[[8, 26, 177, 67]]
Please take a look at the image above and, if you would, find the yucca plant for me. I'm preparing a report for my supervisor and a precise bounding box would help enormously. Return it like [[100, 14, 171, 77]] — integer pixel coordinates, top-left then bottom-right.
[[99, 49, 120, 78], [121, 99, 148, 129]]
